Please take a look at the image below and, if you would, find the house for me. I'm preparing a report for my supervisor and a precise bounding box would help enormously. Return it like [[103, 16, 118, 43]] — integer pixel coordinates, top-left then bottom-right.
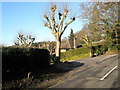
[[60, 40, 72, 52]]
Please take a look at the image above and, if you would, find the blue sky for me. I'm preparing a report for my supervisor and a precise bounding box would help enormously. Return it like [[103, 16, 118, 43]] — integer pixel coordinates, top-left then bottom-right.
[[2, 2, 83, 46]]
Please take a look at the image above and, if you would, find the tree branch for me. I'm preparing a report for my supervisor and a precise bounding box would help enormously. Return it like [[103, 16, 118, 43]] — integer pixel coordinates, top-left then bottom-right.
[[51, 5, 57, 32], [83, 38, 89, 45], [44, 15, 52, 29], [60, 17, 75, 36], [44, 23, 51, 29], [82, 35, 92, 46], [58, 9, 68, 31]]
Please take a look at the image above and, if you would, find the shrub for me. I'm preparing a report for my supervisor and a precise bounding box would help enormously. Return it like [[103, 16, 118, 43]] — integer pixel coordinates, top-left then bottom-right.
[[2, 47, 50, 74], [108, 45, 118, 52], [61, 47, 89, 61], [92, 45, 108, 56]]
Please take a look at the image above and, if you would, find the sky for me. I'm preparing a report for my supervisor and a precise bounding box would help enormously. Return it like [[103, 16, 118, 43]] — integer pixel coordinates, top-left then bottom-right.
[[1, 2, 84, 46]]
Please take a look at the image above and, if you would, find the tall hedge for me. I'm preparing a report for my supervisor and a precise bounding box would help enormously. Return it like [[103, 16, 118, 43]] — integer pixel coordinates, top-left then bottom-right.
[[2, 47, 50, 74]]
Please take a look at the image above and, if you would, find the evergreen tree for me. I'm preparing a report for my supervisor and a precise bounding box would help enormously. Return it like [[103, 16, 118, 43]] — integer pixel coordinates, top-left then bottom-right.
[[68, 29, 75, 49]]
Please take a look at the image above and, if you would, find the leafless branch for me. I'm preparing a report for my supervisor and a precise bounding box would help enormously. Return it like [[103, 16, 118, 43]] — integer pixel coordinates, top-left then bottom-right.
[[60, 17, 75, 36]]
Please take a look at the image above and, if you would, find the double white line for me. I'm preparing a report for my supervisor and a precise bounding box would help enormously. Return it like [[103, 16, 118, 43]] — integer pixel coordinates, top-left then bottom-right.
[[100, 65, 118, 80]]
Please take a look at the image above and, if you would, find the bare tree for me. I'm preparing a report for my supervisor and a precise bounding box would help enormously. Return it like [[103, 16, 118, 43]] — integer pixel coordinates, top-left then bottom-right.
[[79, 2, 119, 53], [15, 34, 35, 47], [43, 4, 75, 62], [82, 35, 93, 57]]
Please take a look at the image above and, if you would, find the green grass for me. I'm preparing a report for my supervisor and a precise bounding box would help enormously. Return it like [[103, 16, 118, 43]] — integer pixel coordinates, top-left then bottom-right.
[[60, 47, 90, 62]]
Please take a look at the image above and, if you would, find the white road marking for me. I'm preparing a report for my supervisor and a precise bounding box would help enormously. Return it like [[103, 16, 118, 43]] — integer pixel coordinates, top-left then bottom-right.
[[100, 66, 117, 80]]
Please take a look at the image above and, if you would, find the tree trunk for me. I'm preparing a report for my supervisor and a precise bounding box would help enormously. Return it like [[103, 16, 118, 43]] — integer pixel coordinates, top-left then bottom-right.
[[89, 46, 93, 57], [55, 38, 61, 63], [74, 37, 76, 49], [56, 40, 60, 57]]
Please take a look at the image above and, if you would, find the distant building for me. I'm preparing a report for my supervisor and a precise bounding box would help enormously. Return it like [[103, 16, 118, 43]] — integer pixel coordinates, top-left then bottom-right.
[[92, 39, 105, 44], [60, 39, 71, 52], [60, 48, 69, 52]]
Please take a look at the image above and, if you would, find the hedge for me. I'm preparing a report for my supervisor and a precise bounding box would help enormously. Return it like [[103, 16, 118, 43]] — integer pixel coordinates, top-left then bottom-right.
[[61, 47, 89, 61], [92, 45, 108, 56], [61, 45, 109, 61], [2, 47, 50, 74]]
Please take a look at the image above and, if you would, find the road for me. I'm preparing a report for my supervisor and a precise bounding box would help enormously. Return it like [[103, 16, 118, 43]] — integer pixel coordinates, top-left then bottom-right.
[[49, 54, 119, 88]]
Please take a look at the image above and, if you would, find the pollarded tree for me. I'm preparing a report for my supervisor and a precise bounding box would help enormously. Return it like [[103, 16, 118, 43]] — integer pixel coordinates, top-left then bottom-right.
[[43, 4, 75, 62], [15, 34, 35, 47]]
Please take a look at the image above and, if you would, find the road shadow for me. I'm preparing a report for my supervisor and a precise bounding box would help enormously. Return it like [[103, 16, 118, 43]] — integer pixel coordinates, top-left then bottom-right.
[[52, 61, 84, 72]]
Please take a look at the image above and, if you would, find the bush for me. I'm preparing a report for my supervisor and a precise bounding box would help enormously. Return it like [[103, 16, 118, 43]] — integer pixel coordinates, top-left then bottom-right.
[[108, 45, 118, 52], [61, 47, 89, 61], [2, 47, 50, 74], [92, 45, 108, 56]]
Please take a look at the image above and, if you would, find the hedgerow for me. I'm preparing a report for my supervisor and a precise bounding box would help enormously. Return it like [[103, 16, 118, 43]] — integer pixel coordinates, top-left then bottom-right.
[[61, 47, 89, 61], [2, 46, 50, 75]]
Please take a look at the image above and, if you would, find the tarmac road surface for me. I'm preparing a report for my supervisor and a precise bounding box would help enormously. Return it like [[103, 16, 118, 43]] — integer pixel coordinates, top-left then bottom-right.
[[49, 54, 119, 88]]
